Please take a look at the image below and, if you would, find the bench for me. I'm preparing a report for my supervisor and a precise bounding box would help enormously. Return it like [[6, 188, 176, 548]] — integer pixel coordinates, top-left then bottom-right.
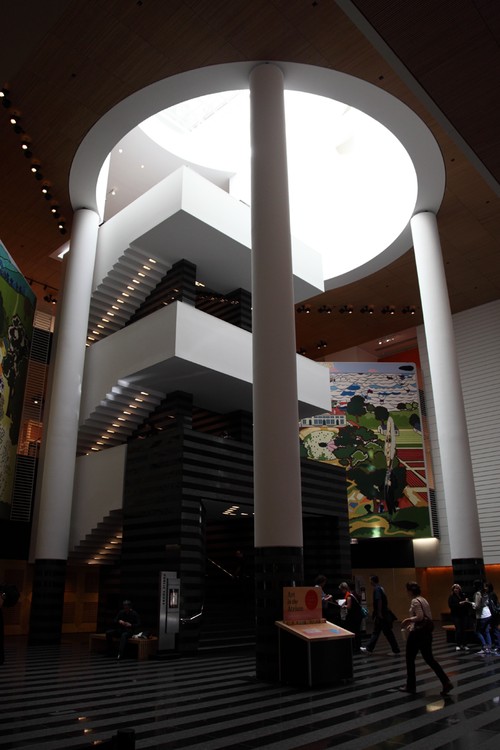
[[441, 624, 477, 644], [89, 633, 158, 660]]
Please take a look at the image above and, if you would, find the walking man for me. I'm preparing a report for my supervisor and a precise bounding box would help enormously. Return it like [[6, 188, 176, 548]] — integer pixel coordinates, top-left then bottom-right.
[[360, 575, 400, 655]]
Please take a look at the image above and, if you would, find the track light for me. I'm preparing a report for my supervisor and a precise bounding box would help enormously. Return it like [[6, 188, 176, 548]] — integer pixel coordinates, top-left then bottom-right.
[[316, 340, 327, 349], [339, 304, 353, 314], [296, 304, 311, 314], [402, 305, 416, 315], [0, 88, 11, 108], [7, 88, 64, 238], [297, 347, 307, 355], [318, 305, 332, 314], [31, 163, 43, 180], [360, 305, 374, 314], [43, 293, 57, 305], [381, 305, 396, 315], [10, 115, 23, 134], [21, 140, 32, 158]]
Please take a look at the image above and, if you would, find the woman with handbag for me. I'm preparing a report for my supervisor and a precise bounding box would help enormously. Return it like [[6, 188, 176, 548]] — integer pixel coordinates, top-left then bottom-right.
[[472, 579, 493, 655], [400, 581, 453, 695]]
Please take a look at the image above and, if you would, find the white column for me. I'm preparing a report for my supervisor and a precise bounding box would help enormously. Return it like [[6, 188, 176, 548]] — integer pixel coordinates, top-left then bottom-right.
[[249, 63, 302, 549], [411, 210, 483, 559], [34, 208, 100, 560]]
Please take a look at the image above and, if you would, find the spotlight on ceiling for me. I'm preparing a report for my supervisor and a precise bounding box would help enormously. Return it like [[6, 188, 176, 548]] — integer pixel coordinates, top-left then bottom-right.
[[41, 184, 52, 200], [43, 293, 57, 305], [360, 305, 374, 314], [318, 305, 333, 314], [31, 163, 43, 180], [10, 114, 22, 133], [0, 88, 11, 108], [402, 305, 416, 315], [297, 347, 307, 355], [339, 304, 353, 314], [296, 304, 311, 314], [316, 340, 327, 349], [381, 305, 396, 315], [21, 140, 32, 158], [50, 206, 60, 218]]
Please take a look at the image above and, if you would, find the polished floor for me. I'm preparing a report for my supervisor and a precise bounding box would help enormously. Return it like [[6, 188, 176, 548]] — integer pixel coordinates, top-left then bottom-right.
[[3, 630, 500, 750]]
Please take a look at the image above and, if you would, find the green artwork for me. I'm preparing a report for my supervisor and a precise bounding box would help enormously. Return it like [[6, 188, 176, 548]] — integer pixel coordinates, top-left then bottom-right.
[[0, 240, 36, 519], [299, 362, 433, 539]]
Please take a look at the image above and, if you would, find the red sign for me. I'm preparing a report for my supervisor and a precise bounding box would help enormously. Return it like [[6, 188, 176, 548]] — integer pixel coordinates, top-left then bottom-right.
[[283, 587, 322, 623]]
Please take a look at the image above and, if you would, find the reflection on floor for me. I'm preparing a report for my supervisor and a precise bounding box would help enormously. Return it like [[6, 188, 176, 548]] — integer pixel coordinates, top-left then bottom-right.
[[2, 630, 500, 749]]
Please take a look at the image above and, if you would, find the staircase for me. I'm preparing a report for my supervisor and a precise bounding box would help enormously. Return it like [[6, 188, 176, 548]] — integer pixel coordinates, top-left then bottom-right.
[[68, 509, 123, 565]]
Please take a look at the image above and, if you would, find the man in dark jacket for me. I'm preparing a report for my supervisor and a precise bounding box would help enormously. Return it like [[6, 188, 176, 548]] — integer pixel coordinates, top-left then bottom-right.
[[106, 600, 141, 660], [360, 575, 400, 655]]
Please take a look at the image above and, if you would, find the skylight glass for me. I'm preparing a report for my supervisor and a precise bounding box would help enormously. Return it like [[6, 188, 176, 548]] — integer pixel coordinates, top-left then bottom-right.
[[139, 90, 418, 281]]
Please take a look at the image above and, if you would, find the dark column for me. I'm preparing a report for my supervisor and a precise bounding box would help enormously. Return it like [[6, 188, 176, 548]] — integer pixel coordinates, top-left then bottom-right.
[[28, 559, 67, 645], [226, 288, 252, 332], [255, 546, 303, 682], [452, 557, 486, 596]]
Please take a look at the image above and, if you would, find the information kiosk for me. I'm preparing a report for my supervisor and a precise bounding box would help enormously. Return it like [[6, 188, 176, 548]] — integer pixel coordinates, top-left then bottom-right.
[[276, 587, 354, 687]]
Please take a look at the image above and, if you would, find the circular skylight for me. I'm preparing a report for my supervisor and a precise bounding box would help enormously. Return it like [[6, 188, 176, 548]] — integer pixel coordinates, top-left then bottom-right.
[[139, 89, 418, 281]]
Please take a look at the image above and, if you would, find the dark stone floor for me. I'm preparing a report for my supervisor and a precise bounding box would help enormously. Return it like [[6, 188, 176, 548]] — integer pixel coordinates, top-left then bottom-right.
[[2, 630, 500, 749]]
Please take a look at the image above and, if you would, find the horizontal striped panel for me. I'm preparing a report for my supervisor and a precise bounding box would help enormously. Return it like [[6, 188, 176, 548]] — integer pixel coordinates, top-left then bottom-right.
[[2, 631, 500, 749]]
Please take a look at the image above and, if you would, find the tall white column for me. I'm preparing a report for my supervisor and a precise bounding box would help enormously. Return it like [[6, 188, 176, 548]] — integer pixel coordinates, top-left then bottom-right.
[[34, 208, 100, 560], [411, 211, 483, 561], [249, 63, 302, 549]]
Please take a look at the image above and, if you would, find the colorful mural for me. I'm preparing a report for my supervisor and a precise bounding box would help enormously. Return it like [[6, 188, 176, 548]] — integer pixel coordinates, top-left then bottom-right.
[[0, 240, 36, 519], [299, 362, 432, 539]]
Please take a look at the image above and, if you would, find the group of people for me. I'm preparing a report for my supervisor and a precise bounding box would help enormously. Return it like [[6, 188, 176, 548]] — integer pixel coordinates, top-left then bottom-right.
[[316, 573, 454, 695], [448, 579, 500, 655]]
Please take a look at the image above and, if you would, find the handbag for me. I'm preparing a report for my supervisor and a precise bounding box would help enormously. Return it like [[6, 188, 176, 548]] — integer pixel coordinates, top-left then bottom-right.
[[414, 615, 434, 632], [414, 598, 434, 631]]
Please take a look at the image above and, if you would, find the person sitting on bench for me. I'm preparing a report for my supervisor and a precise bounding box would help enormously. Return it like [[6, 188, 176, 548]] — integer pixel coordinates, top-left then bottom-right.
[[106, 600, 140, 660]]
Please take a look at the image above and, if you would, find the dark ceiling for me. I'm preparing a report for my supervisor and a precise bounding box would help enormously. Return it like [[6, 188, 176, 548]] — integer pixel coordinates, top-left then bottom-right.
[[1, 0, 499, 358]]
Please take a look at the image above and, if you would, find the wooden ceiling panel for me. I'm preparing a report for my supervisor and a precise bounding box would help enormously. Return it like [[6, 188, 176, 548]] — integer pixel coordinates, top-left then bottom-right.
[[0, 0, 499, 357]]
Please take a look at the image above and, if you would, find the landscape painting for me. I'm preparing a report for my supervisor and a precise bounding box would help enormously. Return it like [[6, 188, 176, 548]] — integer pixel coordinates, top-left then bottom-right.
[[299, 361, 432, 539]]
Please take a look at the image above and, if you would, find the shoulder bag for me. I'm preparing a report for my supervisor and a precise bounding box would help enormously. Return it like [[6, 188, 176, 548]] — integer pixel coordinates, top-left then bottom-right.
[[413, 597, 434, 632]]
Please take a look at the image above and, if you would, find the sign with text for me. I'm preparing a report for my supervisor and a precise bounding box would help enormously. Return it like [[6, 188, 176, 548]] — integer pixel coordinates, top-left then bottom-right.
[[283, 586, 322, 624]]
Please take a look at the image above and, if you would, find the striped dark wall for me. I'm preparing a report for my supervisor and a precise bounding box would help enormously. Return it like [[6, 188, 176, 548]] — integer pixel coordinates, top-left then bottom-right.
[[126, 259, 197, 325], [121, 393, 349, 662], [28, 559, 67, 644], [126, 258, 252, 333], [196, 287, 252, 331], [301, 458, 351, 585], [452, 557, 486, 597]]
